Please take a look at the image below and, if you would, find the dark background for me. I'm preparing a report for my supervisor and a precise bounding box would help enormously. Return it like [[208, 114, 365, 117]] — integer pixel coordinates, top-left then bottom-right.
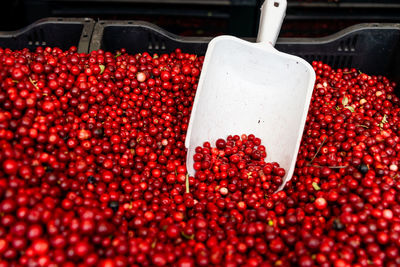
[[1, 0, 400, 38]]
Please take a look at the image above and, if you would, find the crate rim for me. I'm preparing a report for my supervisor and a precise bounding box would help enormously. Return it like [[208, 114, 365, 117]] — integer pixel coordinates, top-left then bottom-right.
[[91, 20, 400, 49], [90, 20, 212, 53], [0, 17, 94, 37], [277, 22, 400, 44], [287, 2, 400, 9], [23, 0, 256, 5], [0, 17, 95, 53], [93, 20, 213, 42]]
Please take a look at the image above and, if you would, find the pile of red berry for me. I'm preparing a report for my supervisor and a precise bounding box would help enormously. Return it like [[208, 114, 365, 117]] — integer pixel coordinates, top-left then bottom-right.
[[192, 134, 285, 196], [0, 45, 399, 267]]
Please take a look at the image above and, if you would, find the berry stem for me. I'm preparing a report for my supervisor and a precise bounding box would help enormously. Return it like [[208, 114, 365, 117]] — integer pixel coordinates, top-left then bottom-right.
[[308, 136, 327, 164], [185, 173, 190, 194]]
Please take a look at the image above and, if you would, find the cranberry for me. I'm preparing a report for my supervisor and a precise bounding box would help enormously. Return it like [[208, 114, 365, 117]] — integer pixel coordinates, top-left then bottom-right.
[[1, 46, 400, 266], [2, 159, 18, 175]]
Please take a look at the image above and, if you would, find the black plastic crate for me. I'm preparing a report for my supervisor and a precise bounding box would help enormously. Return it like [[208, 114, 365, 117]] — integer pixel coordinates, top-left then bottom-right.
[[287, 0, 400, 6], [284, 5, 400, 21], [334, 0, 400, 5], [276, 23, 400, 83], [280, 1, 400, 37], [0, 17, 95, 53], [89, 21, 400, 84], [90, 21, 211, 55], [20, 0, 258, 37]]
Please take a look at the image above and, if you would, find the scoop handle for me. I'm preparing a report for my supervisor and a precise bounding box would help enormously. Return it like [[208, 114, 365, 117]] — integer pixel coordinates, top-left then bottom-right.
[[256, 0, 287, 46]]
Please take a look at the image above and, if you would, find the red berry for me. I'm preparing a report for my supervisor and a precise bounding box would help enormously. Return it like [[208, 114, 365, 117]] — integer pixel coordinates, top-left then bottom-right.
[[2, 159, 18, 175], [314, 197, 327, 210]]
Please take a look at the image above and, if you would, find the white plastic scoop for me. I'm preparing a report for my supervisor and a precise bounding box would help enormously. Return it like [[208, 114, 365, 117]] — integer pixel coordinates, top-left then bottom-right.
[[185, 0, 316, 191]]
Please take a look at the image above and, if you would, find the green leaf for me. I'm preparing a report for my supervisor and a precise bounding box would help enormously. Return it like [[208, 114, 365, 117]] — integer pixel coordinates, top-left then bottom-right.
[[379, 114, 388, 129], [312, 182, 321, 191], [345, 106, 355, 113], [382, 114, 388, 124], [342, 96, 349, 106], [99, 64, 105, 74]]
